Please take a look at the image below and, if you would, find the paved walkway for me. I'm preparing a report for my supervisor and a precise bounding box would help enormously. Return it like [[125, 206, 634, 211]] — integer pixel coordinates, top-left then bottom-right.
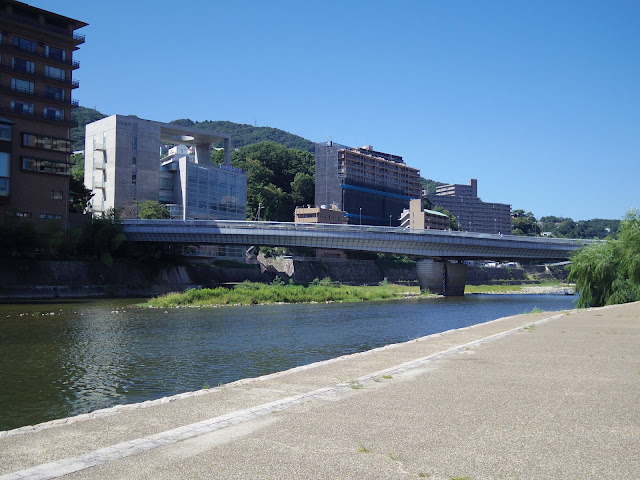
[[1, 302, 638, 480]]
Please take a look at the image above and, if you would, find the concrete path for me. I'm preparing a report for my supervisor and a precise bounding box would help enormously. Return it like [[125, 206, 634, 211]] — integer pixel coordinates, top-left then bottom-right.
[[1, 302, 638, 480]]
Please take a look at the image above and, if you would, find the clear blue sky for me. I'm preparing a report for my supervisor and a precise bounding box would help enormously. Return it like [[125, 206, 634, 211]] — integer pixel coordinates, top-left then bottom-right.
[[33, 0, 639, 221]]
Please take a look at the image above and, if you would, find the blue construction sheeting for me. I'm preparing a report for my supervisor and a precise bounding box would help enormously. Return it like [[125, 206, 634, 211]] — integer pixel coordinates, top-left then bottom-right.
[[341, 184, 412, 201]]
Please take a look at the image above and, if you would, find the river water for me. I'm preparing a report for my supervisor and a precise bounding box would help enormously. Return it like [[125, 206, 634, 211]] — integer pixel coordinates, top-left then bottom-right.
[[0, 294, 576, 431]]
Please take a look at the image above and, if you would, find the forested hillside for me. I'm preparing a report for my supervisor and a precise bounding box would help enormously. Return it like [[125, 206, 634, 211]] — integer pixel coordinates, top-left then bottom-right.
[[170, 119, 314, 152], [71, 106, 107, 150]]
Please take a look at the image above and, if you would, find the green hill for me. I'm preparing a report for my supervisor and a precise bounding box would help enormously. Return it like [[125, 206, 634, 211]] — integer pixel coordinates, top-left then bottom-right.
[[70, 107, 314, 153], [169, 119, 314, 152]]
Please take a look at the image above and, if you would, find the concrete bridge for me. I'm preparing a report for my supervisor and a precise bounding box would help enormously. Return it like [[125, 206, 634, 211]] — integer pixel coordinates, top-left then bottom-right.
[[121, 219, 594, 295]]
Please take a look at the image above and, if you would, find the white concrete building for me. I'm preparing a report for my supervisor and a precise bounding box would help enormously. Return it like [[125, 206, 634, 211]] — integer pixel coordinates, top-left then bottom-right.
[[85, 115, 247, 260]]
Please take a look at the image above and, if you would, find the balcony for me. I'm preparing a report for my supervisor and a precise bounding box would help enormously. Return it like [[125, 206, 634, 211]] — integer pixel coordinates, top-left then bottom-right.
[[91, 199, 104, 212], [0, 63, 79, 88], [93, 143, 106, 151], [92, 178, 104, 188], [0, 13, 86, 45], [0, 43, 80, 68], [93, 159, 105, 170], [0, 105, 76, 126], [0, 84, 79, 107]]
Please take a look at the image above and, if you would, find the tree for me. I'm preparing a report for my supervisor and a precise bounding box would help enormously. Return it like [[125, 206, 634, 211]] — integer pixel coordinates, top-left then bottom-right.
[[290, 172, 315, 206], [138, 200, 170, 219], [568, 210, 640, 307], [432, 205, 459, 230], [420, 178, 446, 195], [231, 142, 314, 221], [511, 209, 537, 236], [69, 177, 93, 213]]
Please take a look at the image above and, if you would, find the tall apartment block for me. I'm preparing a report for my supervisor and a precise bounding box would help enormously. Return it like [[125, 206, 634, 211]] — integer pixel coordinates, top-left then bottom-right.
[[0, 0, 86, 226], [315, 142, 421, 226], [426, 179, 511, 234]]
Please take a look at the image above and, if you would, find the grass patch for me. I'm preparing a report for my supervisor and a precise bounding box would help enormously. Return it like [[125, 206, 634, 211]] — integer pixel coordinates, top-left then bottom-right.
[[382, 374, 393, 379], [522, 324, 536, 331], [357, 444, 373, 453], [145, 281, 422, 308], [465, 280, 566, 294], [348, 379, 364, 389], [527, 307, 545, 313]]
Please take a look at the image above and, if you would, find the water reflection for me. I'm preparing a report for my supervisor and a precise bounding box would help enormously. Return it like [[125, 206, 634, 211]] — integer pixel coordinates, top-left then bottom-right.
[[0, 295, 575, 431]]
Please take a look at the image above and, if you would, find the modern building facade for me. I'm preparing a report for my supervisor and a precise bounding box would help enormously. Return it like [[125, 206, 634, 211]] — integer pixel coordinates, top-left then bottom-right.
[[85, 115, 247, 260], [426, 179, 511, 234], [315, 142, 421, 227], [399, 199, 450, 230], [0, 1, 86, 226]]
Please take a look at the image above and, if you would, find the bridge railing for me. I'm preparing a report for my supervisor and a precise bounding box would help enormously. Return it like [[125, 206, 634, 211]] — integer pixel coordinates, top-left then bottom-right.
[[120, 219, 599, 247]]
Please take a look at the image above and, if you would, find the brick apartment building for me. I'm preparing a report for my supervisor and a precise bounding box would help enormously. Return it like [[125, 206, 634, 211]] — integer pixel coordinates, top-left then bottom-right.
[[0, 0, 86, 227]]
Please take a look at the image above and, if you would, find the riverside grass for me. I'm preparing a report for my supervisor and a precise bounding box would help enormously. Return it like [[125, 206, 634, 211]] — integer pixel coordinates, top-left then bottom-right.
[[465, 280, 567, 294], [147, 280, 422, 308]]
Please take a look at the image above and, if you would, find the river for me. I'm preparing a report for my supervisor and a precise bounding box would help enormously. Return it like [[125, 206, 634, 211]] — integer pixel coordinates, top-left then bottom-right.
[[0, 294, 576, 431]]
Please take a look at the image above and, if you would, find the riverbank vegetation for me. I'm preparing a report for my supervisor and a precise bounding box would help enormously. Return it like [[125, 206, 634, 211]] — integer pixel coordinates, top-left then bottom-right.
[[569, 209, 640, 307], [146, 279, 422, 308], [464, 280, 569, 294]]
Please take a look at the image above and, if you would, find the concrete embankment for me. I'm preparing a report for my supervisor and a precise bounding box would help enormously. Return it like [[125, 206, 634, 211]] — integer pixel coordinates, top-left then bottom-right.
[[0, 257, 569, 300], [1, 302, 637, 479]]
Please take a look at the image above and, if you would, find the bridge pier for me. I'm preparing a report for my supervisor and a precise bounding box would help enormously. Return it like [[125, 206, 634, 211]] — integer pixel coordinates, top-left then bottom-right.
[[416, 259, 468, 296]]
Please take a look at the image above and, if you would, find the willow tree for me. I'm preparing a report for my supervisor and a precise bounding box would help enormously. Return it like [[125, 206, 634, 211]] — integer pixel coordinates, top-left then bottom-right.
[[569, 210, 640, 307]]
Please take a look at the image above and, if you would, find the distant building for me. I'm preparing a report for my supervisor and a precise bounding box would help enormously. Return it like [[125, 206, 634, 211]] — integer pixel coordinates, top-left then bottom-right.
[[0, 1, 86, 226], [294, 204, 347, 224], [399, 199, 450, 230], [426, 179, 511, 234], [294, 203, 347, 260], [315, 142, 421, 226], [85, 115, 247, 260]]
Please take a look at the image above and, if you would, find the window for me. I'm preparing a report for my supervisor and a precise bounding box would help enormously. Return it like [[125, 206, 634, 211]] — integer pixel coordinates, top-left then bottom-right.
[[132, 136, 137, 150], [44, 106, 65, 120], [0, 152, 10, 197], [45, 45, 65, 61], [5, 211, 31, 218], [21, 157, 71, 176], [132, 155, 136, 165], [51, 190, 63, 200], [39, 213, 62, 220], [11, 100, 33, 115], [44, 66, 66, 81], [0, 123, 11, 142], [44, 85, 65, 101], [13, 37, 35, 52], [131, 173, 137, 185], [22, 134, 72, 153], [12, 57, 35, 73], [11, 78, 34, 94]]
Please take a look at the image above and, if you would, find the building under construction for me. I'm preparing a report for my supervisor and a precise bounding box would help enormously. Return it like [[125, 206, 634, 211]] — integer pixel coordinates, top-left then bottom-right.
[[315, 142, 421, 226]]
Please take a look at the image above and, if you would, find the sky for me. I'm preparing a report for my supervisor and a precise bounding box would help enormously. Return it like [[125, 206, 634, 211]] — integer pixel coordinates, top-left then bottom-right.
[[30, 0, 639, 221]]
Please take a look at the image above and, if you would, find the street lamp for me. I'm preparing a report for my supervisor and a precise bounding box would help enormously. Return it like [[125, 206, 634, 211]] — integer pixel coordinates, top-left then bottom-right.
[[359, 207, 362, 226], [389, 214, 392, 227]]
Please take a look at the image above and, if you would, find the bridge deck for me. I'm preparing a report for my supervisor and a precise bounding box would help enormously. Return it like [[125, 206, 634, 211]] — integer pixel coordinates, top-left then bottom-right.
[[121, 220, 595, 261]]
